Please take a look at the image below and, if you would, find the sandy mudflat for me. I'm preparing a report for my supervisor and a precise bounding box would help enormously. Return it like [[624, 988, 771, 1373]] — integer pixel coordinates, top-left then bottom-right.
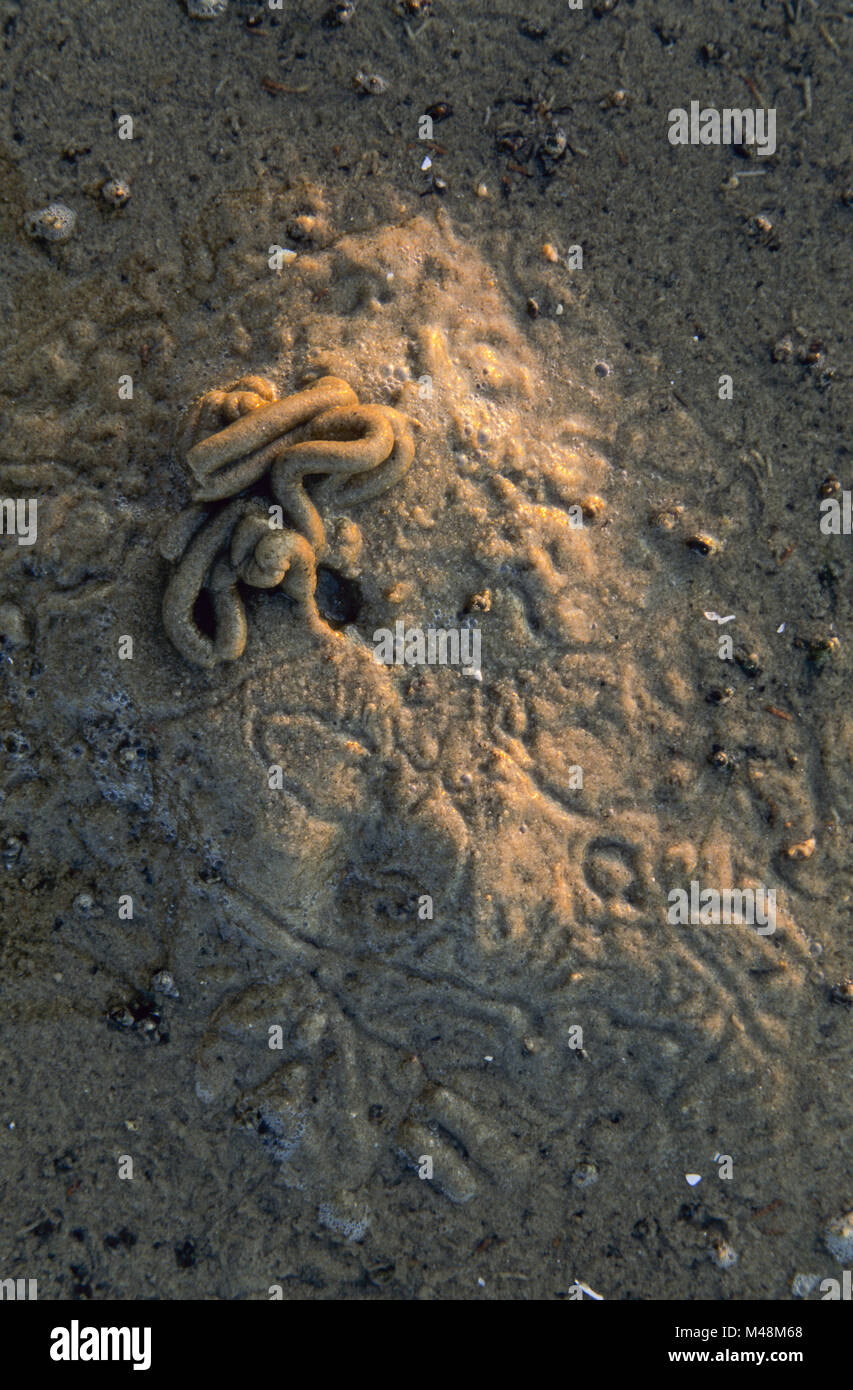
[[0, 0, 851, 1300]]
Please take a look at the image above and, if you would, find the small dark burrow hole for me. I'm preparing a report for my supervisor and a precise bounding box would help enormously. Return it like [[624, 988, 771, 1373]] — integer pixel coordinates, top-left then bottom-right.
[[316, 567, 362, 627], [192, 588, 217, 640]]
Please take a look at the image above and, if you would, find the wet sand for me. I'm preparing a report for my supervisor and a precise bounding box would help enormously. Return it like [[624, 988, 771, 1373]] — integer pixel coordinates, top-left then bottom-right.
[[0, 0, 851, 1300]]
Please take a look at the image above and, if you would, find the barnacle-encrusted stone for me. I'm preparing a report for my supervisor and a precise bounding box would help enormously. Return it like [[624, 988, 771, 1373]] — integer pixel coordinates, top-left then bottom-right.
[[101, 178, 131, 208], [161, 375, 414, 668], [25, 202, 77, 243]]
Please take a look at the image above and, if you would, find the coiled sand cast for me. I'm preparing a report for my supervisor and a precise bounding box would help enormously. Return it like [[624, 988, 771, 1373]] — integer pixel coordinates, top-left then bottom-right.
[[160, 375, 414, 668]]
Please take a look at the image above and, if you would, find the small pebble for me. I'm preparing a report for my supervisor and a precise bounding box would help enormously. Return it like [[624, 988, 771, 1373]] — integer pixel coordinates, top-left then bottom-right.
[[542, 127, 567, 158], [326, 0, 356, 22], [580, 495, 606, 521], [25, 202, 77, 243], [735, 647, 761, 678], [354, 71, 389, 94], [571, 1161, 598, 1189], [2, 835, 25, 867], [649, 505, 683, 531], [0, 602, 29, 648], [770, 335, 794, 363], [464, 590, 491, 613], [709, 1239, 738, 1270], [288, 213, 328, 242], [825, 1210, 853, 1263], [829, 977, 853, 1007], [151, 970, 180, 1000], [792, 1272, 821, 1298], [542, 242, 559, 263], [102, 178, 131, 208], [474, 182, 489, 198], [799, 339, 826, 367], [685, 533, 721, 556]]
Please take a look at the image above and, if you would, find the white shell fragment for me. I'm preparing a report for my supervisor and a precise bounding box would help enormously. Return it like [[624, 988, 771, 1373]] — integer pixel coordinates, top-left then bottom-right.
[[186, 0, 228, 17]]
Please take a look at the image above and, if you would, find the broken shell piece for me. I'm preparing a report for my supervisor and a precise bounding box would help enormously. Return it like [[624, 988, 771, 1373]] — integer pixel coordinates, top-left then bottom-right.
[[785, 836, 816, 860], [186, 0, 228, 17], [685, 532, 721, 556]]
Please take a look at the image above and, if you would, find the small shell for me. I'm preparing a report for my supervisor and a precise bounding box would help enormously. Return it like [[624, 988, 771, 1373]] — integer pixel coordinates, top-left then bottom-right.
[[25, 202, 77, 243]]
